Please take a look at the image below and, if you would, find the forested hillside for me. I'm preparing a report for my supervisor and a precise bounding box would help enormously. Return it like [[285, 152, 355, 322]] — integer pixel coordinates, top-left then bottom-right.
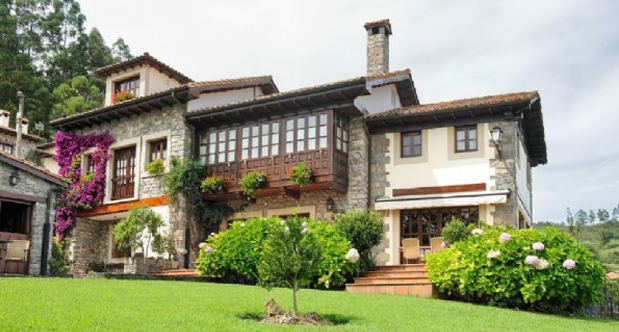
[[0, 0, 132, 140], [535, 204, 619, 272]]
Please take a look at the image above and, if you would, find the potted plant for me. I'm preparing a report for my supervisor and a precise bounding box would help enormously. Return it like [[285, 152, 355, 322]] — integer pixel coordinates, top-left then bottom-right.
[[201, 175, 225, 193], [112, 89, 135, 104], [240, 171, 266, 199], [146, 159, 165, 176], [288, 162, 313, 187]]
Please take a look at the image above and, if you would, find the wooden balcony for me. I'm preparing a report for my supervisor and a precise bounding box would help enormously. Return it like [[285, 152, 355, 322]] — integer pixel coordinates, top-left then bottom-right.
[[203, 149, 348, 201], [111, 176, 135, 200]]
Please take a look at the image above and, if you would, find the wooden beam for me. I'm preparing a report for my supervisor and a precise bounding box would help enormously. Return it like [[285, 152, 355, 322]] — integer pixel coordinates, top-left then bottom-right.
[[0, 190, 45, 203], [393, 183, 487, 197], [78, 195, 170, 217]]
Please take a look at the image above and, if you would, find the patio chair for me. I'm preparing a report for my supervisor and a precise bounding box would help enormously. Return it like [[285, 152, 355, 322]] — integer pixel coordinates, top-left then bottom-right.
[[430, 237, 445, 253], [3, 240, 30, 275], [402, 238, 420, 264]]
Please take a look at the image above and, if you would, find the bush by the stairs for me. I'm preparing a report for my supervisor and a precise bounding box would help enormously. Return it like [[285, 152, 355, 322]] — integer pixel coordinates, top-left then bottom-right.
[[196, 216, 357, 288], [426, 226, 605, 313], [335, 210, 384, 274]]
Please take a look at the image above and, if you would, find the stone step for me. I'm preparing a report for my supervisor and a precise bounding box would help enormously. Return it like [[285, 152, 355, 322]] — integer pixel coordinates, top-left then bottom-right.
[[373, 264, 427, 272], [346, 283, 434, 297], [353, 276, 430, 285], [148, 269, 199, 276], [365, 270, 429, 278]]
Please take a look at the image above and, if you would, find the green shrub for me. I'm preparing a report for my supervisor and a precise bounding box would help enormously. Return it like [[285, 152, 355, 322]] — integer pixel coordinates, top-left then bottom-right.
[[113, 205, 164, 262], [146, 159, 165, 175], [239, 171, 266, 198], [49, 236, 71, 276], [426, 226, 606, 313], [336, 210, 384, 274], [288, 162, 312, 186], [196, 216, 356, 288], [607, 279, 619, 309], [441, 218, 469, 244]]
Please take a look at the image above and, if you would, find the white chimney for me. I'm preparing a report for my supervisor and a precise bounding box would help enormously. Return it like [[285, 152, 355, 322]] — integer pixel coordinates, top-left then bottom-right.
[[0, 110, 9, 127], [20, 117, 29, 135], [364, 19, 392, 75]]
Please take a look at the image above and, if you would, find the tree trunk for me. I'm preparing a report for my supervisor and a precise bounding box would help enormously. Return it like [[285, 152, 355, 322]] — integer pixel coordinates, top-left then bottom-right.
[[292, 280, 298, 316]]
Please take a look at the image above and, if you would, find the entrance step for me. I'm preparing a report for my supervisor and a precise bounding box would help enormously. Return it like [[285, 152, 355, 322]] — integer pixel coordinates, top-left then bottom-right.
[[346, 264, 434, 297]]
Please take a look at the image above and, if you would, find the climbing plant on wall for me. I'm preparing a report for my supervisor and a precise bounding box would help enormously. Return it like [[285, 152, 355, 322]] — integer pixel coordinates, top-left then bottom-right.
[[54, 131, 115, 239]]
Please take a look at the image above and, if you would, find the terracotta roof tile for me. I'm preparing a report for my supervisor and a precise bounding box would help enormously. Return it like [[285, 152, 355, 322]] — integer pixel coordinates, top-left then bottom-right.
[[0, 124, 42, 142], [366, 90, 539, 120], [188, 69, 412, 115], [0, 149, 67, 185], [95, 52, 192, 84]]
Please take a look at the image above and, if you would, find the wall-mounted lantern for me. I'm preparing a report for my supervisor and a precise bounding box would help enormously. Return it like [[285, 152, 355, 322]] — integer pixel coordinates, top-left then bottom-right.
[[490, 126, 504, 159], [326, 197, 335, 212]]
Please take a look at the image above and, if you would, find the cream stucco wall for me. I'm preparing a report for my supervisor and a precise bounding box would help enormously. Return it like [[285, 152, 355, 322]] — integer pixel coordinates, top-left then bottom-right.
[[186, 87, 263, 112], [104, 66, 181, 106], [355, 84, 401, 114], [383, 122, 497, 198]]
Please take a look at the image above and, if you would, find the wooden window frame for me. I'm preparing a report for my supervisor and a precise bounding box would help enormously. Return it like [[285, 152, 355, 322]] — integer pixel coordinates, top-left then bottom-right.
[[335, 114, 349, 153], [202, 128, 237, 165], [455, 125, 478, 153], [86, 154, 96, 174], [149, 139, 167, 163], [401, 131, 422, 158], [111, 146, 136, 200], [114, 75, 140, 97]]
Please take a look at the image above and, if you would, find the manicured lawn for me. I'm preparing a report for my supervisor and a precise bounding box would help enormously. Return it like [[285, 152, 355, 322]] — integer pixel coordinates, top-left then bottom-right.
[[0, 277, 616, 332]]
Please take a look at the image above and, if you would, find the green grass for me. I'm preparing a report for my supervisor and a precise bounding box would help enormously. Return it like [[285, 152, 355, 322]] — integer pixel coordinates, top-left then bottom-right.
[[0, 278, 617, 332]]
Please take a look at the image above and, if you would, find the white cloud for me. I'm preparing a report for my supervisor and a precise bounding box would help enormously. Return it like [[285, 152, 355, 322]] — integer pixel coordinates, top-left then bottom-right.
[[80, 0, 619, 221]]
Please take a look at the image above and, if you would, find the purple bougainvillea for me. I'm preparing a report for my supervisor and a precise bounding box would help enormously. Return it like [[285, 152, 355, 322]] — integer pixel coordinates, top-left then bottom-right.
[[54, 131, 114, 239]]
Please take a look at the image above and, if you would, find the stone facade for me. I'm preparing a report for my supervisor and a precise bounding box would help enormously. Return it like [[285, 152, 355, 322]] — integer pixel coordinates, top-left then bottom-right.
[[346, 116, 370, 210], [0, 130, 38, 158], [369, 133, 391, 265], [489, 120, 520, 227], [69, 104, 195, 273], [0, 161, 62, 275]]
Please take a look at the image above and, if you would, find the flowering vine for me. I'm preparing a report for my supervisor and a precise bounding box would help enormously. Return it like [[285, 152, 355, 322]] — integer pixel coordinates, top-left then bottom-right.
[[54, 131, 115, 239]]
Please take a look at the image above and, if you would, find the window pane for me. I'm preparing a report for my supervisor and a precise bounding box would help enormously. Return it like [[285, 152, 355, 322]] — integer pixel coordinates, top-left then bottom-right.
[[252, 126, 259, 136], [218, 131, 225, 140], [297, 141, 304, 151], [286, 131, 294, 141], [319, 137, 327, 148], [343, 130, 348, 141], [413, 146, 421, 156], [208, 155, 215, 164], [251, 147, 258, 158], [468, 129, 476, 139], [413, 134, 421, 145], [242, 127, 249, 138], [297, 118, 305, 127], [457, 141, 465, 151], [308, 128, 316, 138], [297, 129, 305, 140], [286, 119, 294, 129], [272, 133, 279, 143], [228, 151, 235, 162], [210, 132, 216, 141], [199, 146, 207, 155], [308, 139, 316, 150], [336, 138, 342, 150], [252, 137, 259, 146], [403, 146, 411, 156], [308, 116, 316, 127], [242, 138, 249, 149], [272, 144, 279, 155], [242, 150, 248, 159], [403, 135, 411, 147], [262, 146, 269, 156], [286, 143, 293, 153], [229, 129, 236, 139], [456, 130, 465, 140], [469, 139, 477, 150], [218, 152, 225, 163], [262, 135, 269, 146], [343, 143, 348, 153], [337, 127, 342, 138], [320, 114, 327, 124], [272, 122, 279, 132], [219, 142, 225, 152], [228, 140, 235, 150], [262, 124, 270, 134], [319, 125, 327, 136], [210, 143, 216, 152]]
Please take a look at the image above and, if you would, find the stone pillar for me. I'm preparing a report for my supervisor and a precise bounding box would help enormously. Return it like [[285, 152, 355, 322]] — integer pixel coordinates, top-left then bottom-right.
[[490, 120, 519, 227], [364, 19, 392, 75], [347, 116, 370, 210]]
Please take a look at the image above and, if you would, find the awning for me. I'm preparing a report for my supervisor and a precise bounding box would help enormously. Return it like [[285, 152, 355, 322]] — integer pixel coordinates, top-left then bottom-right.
[[374, 190, 510, 211]]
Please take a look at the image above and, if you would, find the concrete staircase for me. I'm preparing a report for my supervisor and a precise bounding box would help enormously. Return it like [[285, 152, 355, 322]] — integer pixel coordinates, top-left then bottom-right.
[[345, 264, 434, 296]]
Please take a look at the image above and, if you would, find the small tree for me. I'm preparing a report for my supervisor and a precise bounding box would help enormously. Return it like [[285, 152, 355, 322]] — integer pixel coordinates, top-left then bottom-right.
[[258, 216, 321, 316], [442, 218, 469, 244], [114, 205, 164, 262], [336, 210, 383, 273]]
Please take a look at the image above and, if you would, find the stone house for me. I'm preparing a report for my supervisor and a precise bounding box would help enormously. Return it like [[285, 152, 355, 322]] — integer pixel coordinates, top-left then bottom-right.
[[0, 150, 68, 275], [48, 19, 547, 272], [0, 109, 41, 157]]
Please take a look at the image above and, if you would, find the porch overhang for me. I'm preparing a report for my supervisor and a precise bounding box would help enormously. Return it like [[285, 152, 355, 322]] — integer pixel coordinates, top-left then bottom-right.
[[374, 190, 510, 211]]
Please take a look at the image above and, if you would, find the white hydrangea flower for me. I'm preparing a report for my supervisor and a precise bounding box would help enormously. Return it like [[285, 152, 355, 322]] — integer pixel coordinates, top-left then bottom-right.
[[345, 248, 360, 263], [471, 228, 484, 235], [178, 248, 188, 255], [198, 242, 207, 249], [487, 250, 501, 259], [535, 259, 549, 270]]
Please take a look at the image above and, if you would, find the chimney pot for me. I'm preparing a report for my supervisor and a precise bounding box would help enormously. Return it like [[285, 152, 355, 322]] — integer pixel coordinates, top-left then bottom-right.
[[20, 117, 29, 135], [364, 19, 392, 75], [0, 110, 9, 127]]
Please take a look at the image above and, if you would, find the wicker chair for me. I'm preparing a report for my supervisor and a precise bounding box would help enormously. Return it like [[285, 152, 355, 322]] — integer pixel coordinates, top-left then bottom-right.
[[430, 237, 445, 253], [3, 240, 30, 275], [402, 238, 420, 264]]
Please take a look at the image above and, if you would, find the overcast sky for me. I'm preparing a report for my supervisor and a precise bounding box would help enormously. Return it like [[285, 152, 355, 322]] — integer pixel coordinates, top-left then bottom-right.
[[80, 0, 619, 222]]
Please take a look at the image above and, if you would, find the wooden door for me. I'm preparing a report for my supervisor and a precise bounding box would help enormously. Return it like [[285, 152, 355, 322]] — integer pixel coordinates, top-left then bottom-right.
[[112, 147, 136, 200]]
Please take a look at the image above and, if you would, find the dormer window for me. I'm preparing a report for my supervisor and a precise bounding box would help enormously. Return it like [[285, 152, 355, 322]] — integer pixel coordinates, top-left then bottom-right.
[[114, 76, 140, 98]]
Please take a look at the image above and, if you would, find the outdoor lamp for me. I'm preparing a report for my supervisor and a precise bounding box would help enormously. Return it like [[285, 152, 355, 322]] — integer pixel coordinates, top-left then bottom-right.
[[490, 126, 504, 159], [490, 126, 503, 145], [9, 171, 20, 186], [326, 197, 335, 212]]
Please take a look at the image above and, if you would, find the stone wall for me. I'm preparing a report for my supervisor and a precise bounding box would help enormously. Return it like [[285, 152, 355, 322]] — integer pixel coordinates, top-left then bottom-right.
[[347, 116, 369, 210], [489, 120, 519, 227], [69, 217, 108, 274], [0, 131, 38, 158], [0, 162, 61, 275], [369, 133, 391, 265]]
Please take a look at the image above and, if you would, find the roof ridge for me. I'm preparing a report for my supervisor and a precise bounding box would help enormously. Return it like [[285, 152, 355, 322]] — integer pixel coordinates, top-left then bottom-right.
[[188, 75, 274, 87]]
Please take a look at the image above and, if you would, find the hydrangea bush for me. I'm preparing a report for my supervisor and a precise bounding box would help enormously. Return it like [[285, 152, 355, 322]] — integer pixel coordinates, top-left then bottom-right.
[[196, 216, 357, 288], [426, 226, 605, 313], [54, 131, 114, 239]]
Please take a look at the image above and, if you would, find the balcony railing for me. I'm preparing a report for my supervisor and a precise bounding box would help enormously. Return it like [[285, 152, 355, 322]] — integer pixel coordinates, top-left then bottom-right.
[[204, 149, 348, 200], [111, 176, 135, 200]]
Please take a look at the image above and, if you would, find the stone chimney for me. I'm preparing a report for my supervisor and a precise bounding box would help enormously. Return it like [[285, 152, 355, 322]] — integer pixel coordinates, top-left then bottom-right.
[[19, 117, 29, 134], [0, 110, 9, 127], [364, 19, 392, 75]]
